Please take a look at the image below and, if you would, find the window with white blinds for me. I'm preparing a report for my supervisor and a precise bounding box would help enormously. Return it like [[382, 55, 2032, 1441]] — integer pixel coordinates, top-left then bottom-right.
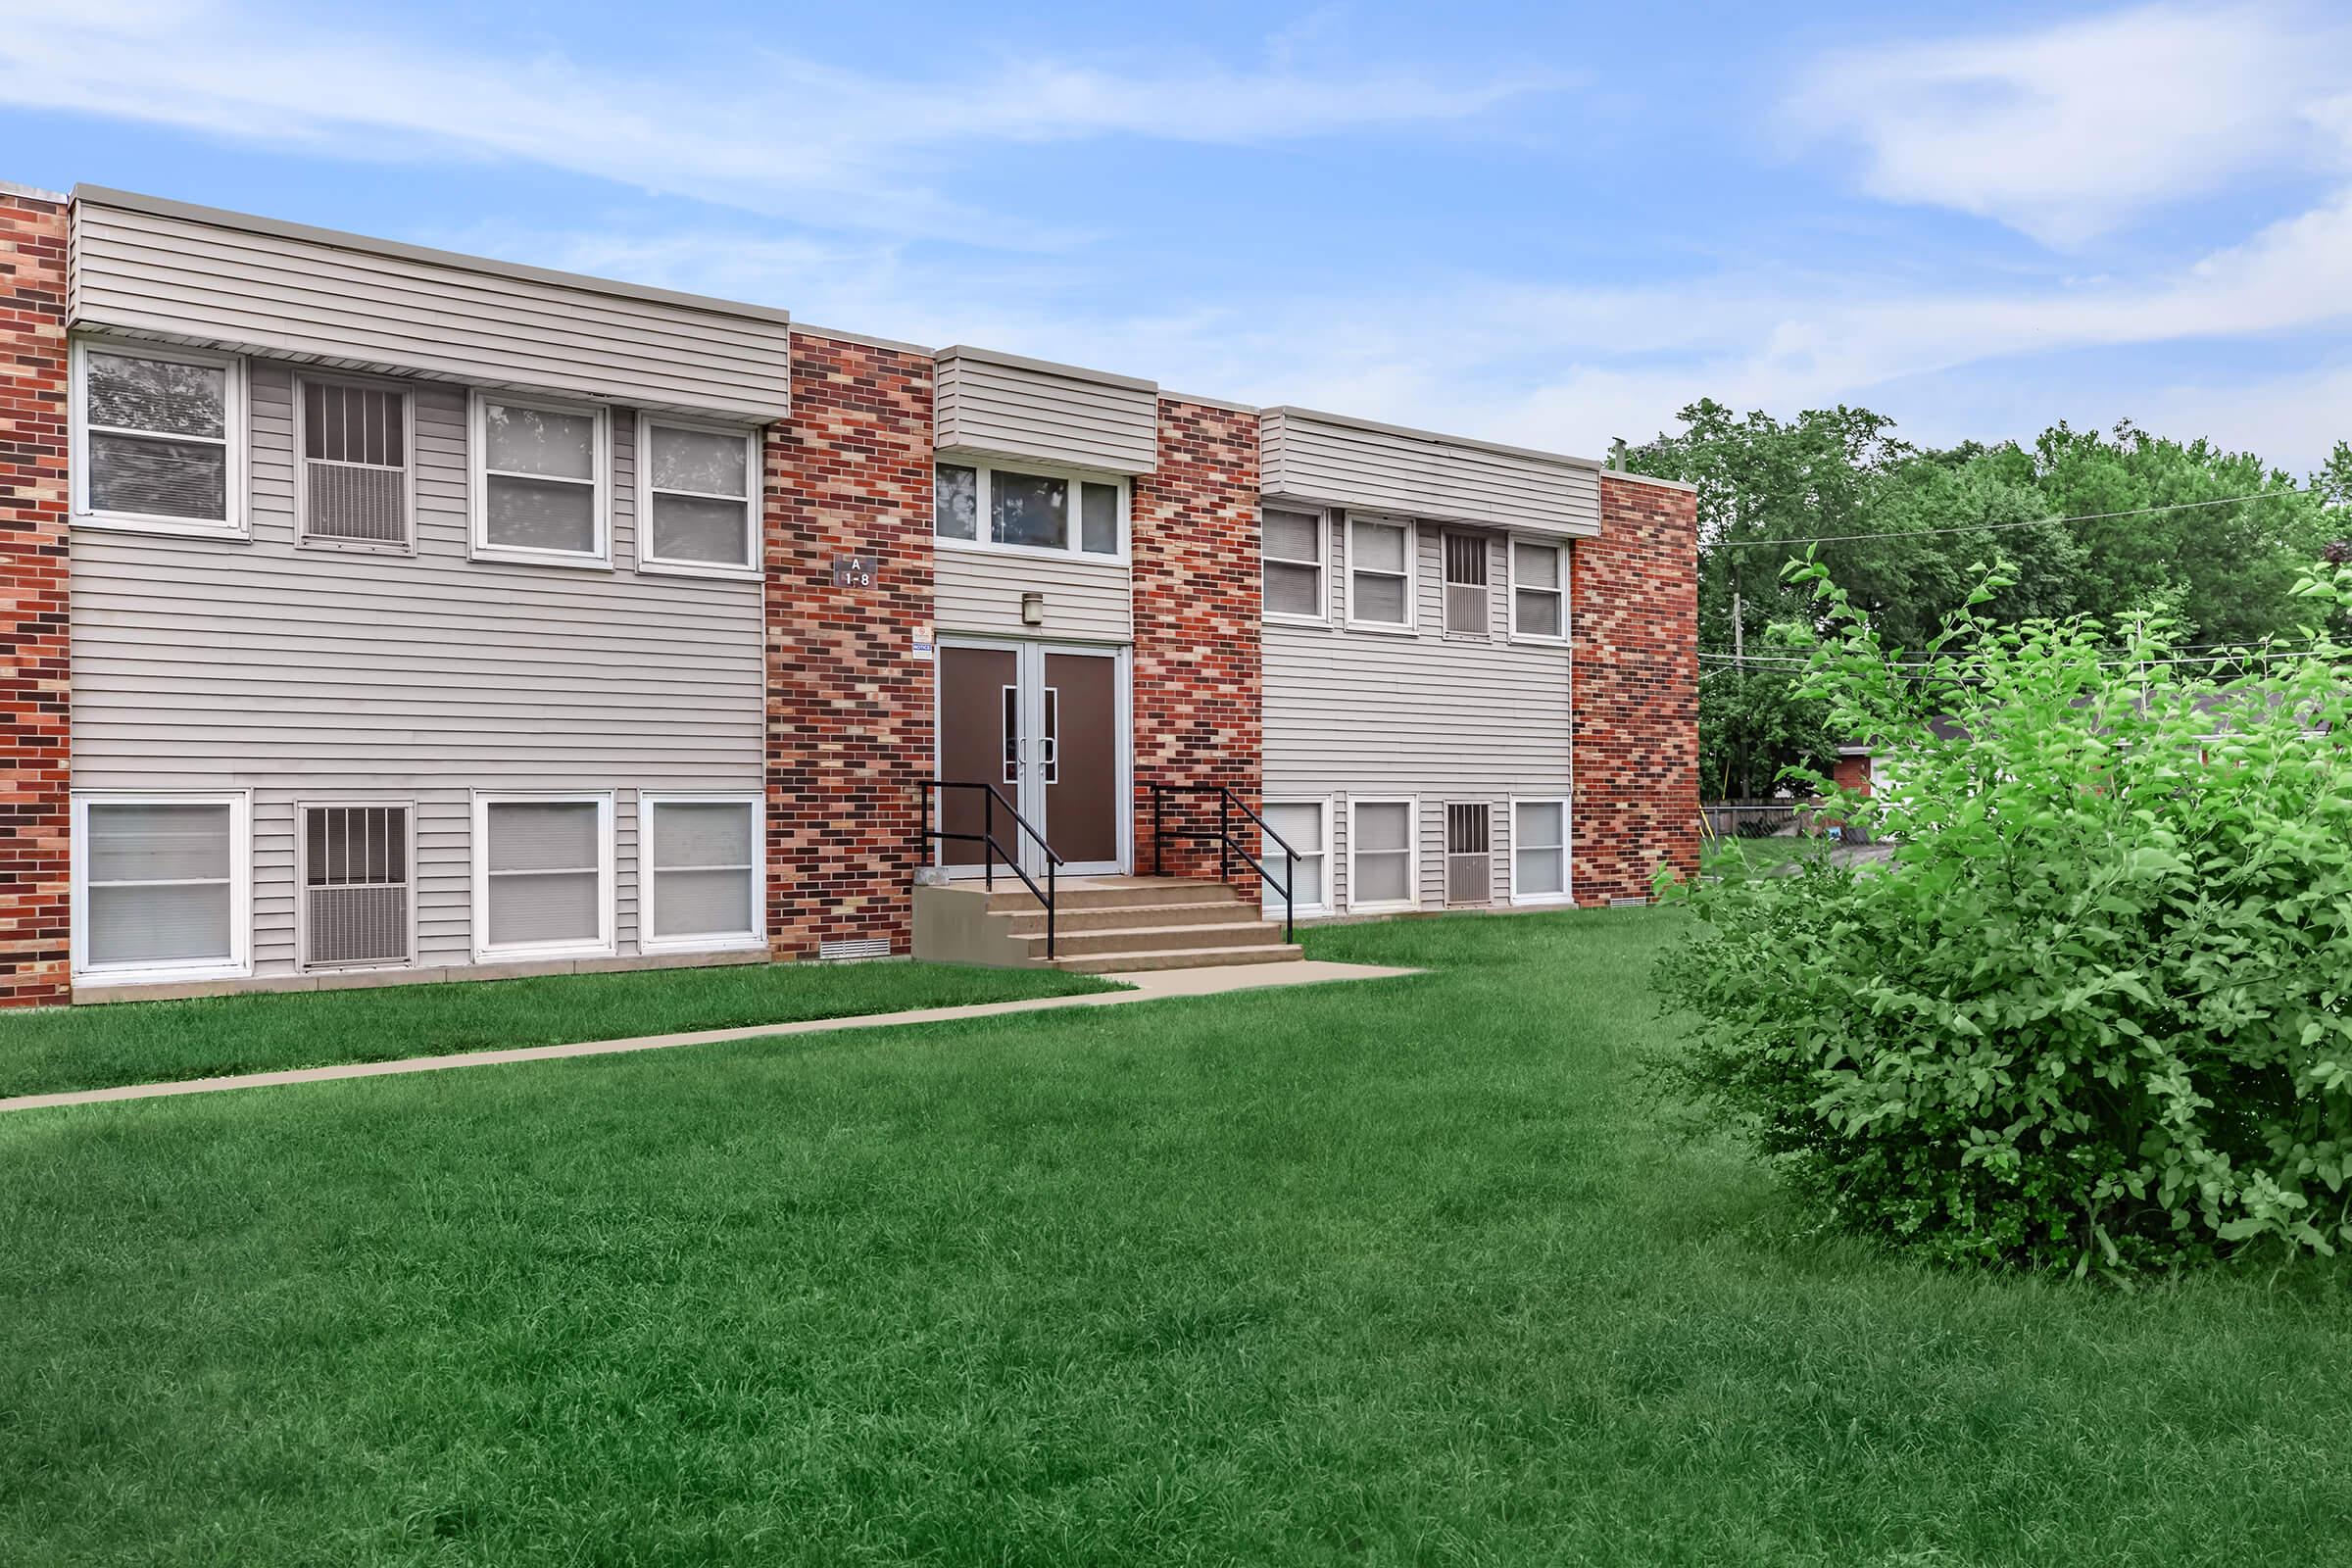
[[475, 795, 612, 957], [1259, 800, 1329, 916], [1348, 798, 1417, 911], [1262, 509, 1326, 621], [302, 805, 412, 968], [1512, 798, 1570, 904], [642, 796, 762, 951], [1512, 539, 1567, 642], [1348, 517, 1414, 630], [298, 377, 411, 548], [1444, 533, 1490, 635], [73, 341, 244, 536], [74, 794, 249, 981], [471, 393, 609, 564], [640, 416, 759, 574]]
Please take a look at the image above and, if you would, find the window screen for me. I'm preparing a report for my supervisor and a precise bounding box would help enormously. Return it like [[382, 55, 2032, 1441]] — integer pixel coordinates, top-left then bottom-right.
[[83, 349, 231, 523], [1514, 800, 1567, 899], [1514, 540, 1565, 639], [1080, 481, 1120, 555], [1260, 801, 1326, 914], [1263, 509, 1323, 618], [302, 380, 409, 545], [85, 802, 234, 967], [1350, 519, 1412, 626], [484, 800, 603, 948], [304, 805, 411, 966], [1445, 534, 1490, 635], [645, 420, 753, 567], [481, 400, 600, 556], [648, 801, 758, 941], [1351, 801, 1414, 906]]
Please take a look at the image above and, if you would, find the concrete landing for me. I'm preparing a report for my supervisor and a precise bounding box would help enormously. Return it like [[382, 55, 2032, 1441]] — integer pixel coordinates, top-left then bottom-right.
[[0, 960, 1422, 1114]]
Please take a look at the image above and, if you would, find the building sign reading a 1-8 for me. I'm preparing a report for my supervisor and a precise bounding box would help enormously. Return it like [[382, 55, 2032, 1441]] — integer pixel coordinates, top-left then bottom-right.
[[831, 555, 877, 588]]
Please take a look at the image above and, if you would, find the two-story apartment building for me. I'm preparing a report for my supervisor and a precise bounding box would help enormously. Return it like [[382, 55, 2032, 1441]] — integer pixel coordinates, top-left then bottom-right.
[[0, 179, 1697, 1004]]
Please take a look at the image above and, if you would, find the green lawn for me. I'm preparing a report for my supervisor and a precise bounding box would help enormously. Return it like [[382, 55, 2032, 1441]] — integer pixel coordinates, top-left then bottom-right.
[[0, 959, 1114, 1099], [1699, 833, 1830, 879], [6, 908, 2351, 1564]]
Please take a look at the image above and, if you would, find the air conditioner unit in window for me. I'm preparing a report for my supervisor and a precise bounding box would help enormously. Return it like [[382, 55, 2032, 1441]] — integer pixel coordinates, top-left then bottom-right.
[[1444, 533, 1489, 635], [1445, 803, 1492, 906], [305, 461, 407, 544], [303, 805, 412, 968]]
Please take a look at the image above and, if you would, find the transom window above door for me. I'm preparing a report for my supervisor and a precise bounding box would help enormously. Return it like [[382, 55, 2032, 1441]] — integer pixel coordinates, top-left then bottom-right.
[[935, 461, 1124, 559]]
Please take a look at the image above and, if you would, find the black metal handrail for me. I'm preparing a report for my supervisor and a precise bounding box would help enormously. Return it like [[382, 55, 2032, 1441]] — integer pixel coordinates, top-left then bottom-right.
[[1145, 782, 1299, 942], [917, 780, 1065, 958]]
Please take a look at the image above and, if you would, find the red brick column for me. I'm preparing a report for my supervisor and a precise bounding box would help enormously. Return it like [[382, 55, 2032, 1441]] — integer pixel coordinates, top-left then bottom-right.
[[0, 188, 70, 1004], [1573, 473, 1699, 904], [1832, 755, 1873, 797], [1130, 398, 1261, 888], [764, 332, 934, 958]]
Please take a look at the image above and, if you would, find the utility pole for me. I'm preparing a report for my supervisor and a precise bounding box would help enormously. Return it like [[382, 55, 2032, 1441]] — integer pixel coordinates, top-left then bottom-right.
[[1733, 591, 1743, 670]]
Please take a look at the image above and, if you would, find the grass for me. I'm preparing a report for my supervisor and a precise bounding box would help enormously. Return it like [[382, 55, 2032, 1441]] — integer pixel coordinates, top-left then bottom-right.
[[6, 907, 2352, 1564], [1700, 832, 1832, 879], [0, 959, 1114, 1098]]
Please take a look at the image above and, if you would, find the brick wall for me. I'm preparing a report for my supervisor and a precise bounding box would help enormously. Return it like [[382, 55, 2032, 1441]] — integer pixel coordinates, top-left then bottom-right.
[[0, 189, 70, 1004], [1572, 474, 1699, 904], [1832, 755, 1873, 797], [764, 332, 934, 958], [1130, 398, 1262, 887]]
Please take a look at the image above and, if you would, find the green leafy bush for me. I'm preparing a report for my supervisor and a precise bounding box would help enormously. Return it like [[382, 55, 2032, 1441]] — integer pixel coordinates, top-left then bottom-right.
[[1656, 560, 2352, 1274]]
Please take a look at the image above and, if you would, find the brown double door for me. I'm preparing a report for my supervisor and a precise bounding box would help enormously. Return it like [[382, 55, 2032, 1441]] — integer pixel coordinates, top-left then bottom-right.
[[937, 642, 1122, 876]]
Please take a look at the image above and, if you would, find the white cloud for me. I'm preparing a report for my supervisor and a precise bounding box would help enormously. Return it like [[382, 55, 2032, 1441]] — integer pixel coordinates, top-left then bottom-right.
[[1786, 2, 2349, 246], [0, 0, 1553, 243]]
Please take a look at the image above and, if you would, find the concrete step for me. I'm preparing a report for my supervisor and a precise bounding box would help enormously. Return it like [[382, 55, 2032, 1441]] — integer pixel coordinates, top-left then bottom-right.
[[986, 879, 1241, 914], [1021, 919, 1284, 957], [1051, 943, 1306, 975], [1000, 899, 1251, 936]]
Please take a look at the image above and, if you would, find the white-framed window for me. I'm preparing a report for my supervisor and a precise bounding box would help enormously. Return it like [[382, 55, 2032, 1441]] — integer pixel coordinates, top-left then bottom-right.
[[1443, 532, 1491, 636], [934, 459, 1125, 560], [1347, 797, 1419, 912], [300, 802, 415, 969], [71, 339, 247, 538], [637, 413, 760, 578], [295, 373, 414, 552], [1262, 508, 1327, 623], [639, 793, 764, 954], [71, 792, 252, 985], [1511, 796, 1571, 905], [1510, 538, 1568, 643], [1258, 798, 1331, 917], [469, 391, 611, 567], [1347, 515, 1415, 632], [471, 792, 614, 960]]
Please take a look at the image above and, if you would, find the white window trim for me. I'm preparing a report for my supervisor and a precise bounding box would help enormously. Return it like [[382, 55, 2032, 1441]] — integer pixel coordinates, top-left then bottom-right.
[[467, 389, 612, 569], [637, 791, 767, 955], [292, 370, 416, 557], [1346, 795, 1420, 914], [70, 790, 253, 987], [1261, 506, 1331, 627], [1508, 794, 1574, 906], [1259, 796, 1333, 917], [1508, 535, 1571, 646], [1346, 515, 1417, 635], [934, 457, 1130, 564], [296, 799, 418, 971], [71, 338, 249, 540], [1442, 529, 1494, 639], [470, 791, 616, 962], [634, 412, 763, 581]]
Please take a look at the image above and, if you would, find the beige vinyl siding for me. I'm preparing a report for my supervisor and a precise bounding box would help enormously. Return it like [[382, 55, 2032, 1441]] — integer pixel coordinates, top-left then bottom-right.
[[1265, 519, 1568, 911], [72, 361, 765, 976], [933, 548, 1132, 642], [71, 197, 793, 421], [935, 346, 1159, 474], [1259, 407, 1600, 539]]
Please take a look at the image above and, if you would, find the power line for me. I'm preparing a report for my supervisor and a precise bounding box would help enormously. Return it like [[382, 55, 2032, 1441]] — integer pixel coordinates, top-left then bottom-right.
[[1711, 491, 2294, 551], [1698, 648, 2340, 674]]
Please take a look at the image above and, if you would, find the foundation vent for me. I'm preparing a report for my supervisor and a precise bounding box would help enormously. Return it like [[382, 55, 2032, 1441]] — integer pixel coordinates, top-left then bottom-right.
[[816, 938, 892, 961]]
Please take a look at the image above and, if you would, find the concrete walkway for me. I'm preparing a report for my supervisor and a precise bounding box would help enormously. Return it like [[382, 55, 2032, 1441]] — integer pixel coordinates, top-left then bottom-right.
[[0, 959, 1420, 1115]]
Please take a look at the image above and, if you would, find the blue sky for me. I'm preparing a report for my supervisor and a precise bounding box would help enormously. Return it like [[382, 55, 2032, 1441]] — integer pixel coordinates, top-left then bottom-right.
[[8, 1, 2352, 469]]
